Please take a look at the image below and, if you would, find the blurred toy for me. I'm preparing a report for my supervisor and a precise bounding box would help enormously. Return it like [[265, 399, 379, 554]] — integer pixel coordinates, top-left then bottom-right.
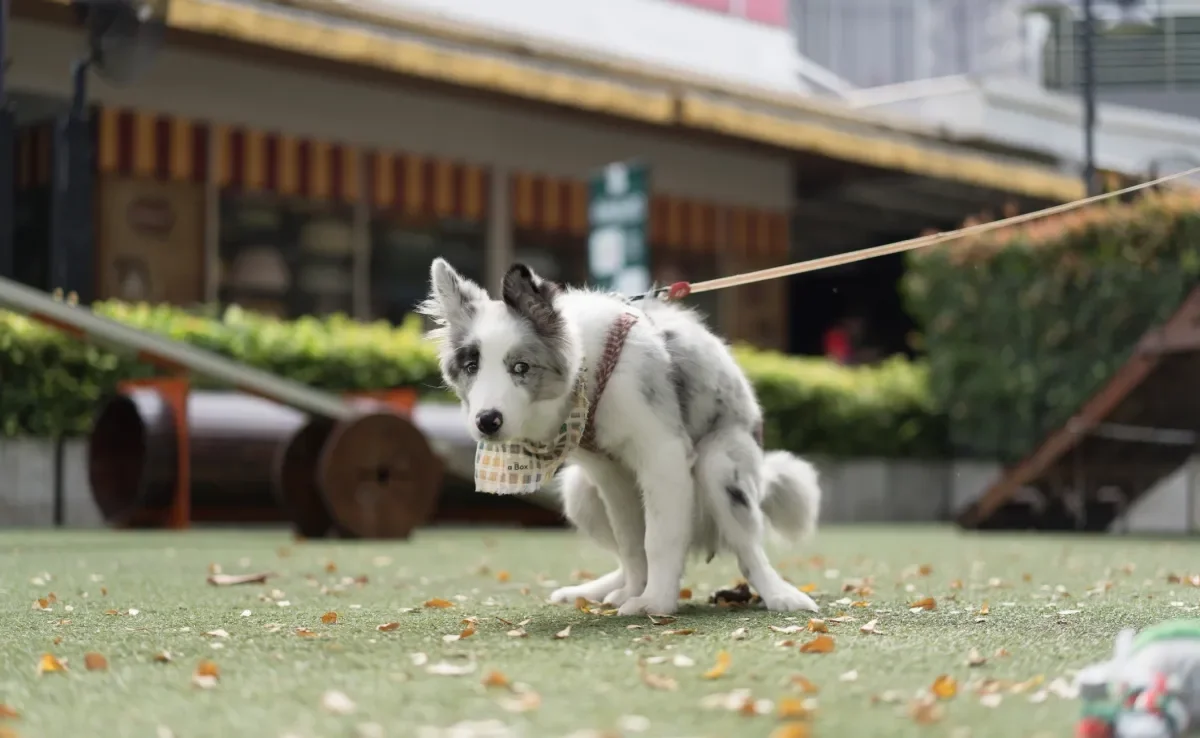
[[1074, 620, 1200, 737]]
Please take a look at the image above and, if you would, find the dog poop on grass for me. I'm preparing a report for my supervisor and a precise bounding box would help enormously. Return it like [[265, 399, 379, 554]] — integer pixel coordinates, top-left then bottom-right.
[[710, 582, 761, 608]]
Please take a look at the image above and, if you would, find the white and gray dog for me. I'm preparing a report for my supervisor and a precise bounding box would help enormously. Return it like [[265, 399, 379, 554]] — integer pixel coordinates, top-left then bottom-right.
[[419, 258, 822, 616]]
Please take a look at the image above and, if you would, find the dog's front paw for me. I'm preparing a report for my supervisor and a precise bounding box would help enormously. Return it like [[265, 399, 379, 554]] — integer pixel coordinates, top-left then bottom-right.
[[617, 592, 679, 617], [602, 585, 642, 608], [549, 585, 590, 604], [760, 587, 820, 613]]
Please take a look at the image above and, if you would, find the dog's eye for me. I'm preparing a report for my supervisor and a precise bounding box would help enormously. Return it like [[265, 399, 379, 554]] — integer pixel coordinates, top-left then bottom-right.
[[464, 361, 479, 375], [511, 362, 530, 376]]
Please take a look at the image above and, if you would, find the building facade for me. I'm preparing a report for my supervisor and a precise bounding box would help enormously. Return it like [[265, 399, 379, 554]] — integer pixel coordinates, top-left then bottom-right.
[[8, 0, 1085, 358]]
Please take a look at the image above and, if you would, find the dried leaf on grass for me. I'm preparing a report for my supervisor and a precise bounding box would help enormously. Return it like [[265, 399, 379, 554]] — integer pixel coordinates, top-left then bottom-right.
[[192, 660, 219, 689], [790, 675, 819, 694], [498, 688, 541, 713], [555, 625, 572, 640], [798, 583, 818, 593], [978, 601, 990, 616], [37, 654, 65, 675], [321, 612, 338, 625], [769, 723, 812, 738], [730, 627, 748, 640], [967, 649, 987, 667], [662, 629, 695, 636], [295, 628, 318, 638], [0, 705, 18, 719], [798, 635, 835, 654], [679, 588, 693, 599], [769, 625, 802, 634], [424, 598, 455, 609], [806, 619, 829, 633], [702, 651, 732, 679], [443, 626, 476, 643], [377, 622, 400, 632], [496, 571, 511, 583], [909, 597, 936, 612], [426, 661, 477, 677], [321, 690, 356, 715], [931, 675, 958, 699], [153, 651, 172, 663], [839, 669, 859, 682], [777, 697, 812, 719], [908, 695, 944, 724], [507, 628, 528, 638], [859, 619, 881, 635], [84, 653, 108, 672], [637, 659, 678, 691], [482, 671, 510, 689], [204, 629, 230, 639], [206, 572, 272, 587]]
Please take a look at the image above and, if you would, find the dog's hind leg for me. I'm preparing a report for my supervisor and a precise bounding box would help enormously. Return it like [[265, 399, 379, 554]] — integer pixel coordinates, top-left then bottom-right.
[[549, 465, 627, 604], [696, 429, 818, 613]]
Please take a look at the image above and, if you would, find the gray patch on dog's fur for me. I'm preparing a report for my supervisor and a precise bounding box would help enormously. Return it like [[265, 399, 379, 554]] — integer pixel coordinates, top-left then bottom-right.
[[503, 332, 572, 402], [502, 265, 564, 343], [726, 485, 750, 508]]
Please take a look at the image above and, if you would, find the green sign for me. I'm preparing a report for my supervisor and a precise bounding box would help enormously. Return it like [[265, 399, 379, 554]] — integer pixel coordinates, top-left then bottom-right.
[[587, 161, 650, 295]]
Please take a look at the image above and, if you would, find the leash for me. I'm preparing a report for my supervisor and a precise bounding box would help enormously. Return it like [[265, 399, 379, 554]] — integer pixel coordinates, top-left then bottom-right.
[[624, 165, 1200, 303]]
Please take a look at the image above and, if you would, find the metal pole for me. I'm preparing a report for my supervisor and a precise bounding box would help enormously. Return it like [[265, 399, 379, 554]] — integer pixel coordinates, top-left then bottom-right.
[[1081, 0, 1100, 195], [0, 0, 14, 279]]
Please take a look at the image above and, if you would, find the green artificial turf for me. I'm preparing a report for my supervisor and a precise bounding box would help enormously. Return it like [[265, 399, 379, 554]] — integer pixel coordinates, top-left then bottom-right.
[[2, 524, 1199, 738]]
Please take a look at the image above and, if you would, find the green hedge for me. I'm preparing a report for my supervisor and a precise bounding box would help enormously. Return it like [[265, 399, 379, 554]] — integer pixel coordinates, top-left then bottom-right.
[[0, 301, 944, 458], [902, 189, 1200, 461]]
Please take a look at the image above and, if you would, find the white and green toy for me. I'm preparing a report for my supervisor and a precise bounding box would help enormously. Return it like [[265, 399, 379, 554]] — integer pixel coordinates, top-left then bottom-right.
[[1074, 620, 1200, 738]]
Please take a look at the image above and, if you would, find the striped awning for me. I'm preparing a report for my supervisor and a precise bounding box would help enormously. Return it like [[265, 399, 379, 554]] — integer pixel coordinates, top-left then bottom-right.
[[95, 107, 210, 184], [366, 152, 488, 222], [511, 171, 789, 259], [511, 171, 589, 236], [213, 124, 358, 203], [14, 122, 53, 190]]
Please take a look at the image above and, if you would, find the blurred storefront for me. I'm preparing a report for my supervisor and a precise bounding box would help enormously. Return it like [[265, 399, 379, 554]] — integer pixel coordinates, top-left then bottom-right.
[[8, 0, 1084, 355]]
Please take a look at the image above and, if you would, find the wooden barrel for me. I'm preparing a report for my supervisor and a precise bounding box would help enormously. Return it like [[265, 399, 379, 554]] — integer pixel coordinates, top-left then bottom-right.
[[88, 388, 307, 526]]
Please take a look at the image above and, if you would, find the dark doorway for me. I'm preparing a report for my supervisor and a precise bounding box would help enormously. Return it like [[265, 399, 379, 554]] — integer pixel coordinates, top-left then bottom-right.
[[786, 251, 915, 361]]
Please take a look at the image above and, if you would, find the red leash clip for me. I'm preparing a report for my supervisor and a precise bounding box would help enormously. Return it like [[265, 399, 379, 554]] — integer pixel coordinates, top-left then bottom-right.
[[666, 282, 692, 301]]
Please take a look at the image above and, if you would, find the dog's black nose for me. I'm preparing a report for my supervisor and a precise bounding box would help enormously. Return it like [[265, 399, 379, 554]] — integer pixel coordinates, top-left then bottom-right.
[[475, 409, 504, 436]]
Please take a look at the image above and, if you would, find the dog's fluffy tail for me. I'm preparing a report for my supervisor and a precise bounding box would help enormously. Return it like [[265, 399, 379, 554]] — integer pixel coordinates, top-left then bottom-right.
[[760, 450, 822, 540]]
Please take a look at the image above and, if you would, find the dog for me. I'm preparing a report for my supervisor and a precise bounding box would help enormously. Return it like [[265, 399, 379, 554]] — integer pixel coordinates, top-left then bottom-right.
[[418, 258, 822, 616]]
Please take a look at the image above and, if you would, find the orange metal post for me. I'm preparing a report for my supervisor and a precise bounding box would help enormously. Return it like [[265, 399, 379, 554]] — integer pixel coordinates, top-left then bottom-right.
[[117, 376, 192, 530]]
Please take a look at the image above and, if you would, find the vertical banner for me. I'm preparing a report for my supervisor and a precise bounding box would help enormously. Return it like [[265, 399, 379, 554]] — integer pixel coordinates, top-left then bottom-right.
[[587, 160, 650, 295]]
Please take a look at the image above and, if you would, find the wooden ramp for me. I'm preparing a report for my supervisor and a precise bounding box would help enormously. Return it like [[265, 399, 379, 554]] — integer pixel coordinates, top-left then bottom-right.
[[958, 287, 1200, 532]]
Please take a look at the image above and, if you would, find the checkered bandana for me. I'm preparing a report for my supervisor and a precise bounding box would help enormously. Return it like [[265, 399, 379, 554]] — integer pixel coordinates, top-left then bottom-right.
[[473, 380, 590, 495]]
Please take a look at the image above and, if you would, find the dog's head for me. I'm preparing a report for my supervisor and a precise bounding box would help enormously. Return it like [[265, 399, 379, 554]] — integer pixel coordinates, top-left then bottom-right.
[[418, 258, 579, 442]]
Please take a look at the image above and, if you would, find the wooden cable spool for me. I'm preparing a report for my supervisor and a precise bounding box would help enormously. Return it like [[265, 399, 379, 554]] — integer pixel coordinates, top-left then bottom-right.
[[89, 387, 443, 537], [276, 396, 444, 539]]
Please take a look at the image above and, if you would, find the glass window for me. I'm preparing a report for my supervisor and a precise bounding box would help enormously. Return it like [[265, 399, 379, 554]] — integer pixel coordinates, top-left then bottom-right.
[[369, 217, 486, 324], [513, 231, 588, 290], [218, 193, 354, 318]]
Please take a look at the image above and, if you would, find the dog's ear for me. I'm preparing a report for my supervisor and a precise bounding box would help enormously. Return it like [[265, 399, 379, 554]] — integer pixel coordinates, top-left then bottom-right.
[[420, 258, 487, 328], [502, 263, 564, 339]]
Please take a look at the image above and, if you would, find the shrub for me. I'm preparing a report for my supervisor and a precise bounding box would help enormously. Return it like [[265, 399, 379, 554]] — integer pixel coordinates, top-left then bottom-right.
[[0, 301, 945, 458], [902, 189, 1200, 461]]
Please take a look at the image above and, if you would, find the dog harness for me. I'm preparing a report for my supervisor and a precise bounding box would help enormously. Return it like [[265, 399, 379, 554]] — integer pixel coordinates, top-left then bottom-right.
[[579, 311, 639, 456]]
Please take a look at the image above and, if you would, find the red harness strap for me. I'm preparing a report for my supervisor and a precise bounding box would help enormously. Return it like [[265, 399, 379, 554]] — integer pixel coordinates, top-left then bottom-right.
[[579, 312, 639, 454]]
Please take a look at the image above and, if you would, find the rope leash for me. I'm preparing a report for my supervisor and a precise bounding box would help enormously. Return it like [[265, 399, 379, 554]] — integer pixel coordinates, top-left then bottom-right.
[[628, 165, 1200, 303]]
